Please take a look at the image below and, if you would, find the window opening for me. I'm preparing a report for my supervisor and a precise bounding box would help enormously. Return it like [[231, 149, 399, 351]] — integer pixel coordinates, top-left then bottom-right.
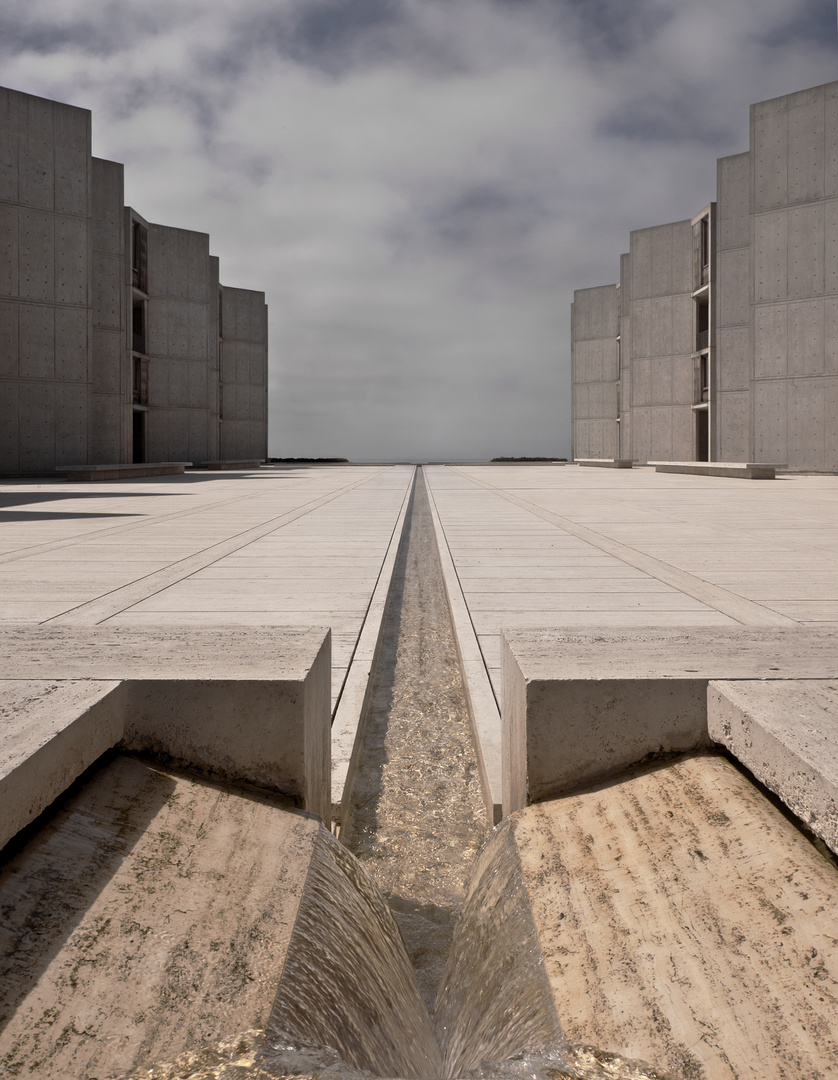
[[132, 298, 146, 355], [132, 221, 148, 292]]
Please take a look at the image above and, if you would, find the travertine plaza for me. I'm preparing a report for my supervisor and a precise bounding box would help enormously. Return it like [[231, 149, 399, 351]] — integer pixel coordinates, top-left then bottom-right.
[[3, 80, 838, 1080], [1, 462, 838, 1079]]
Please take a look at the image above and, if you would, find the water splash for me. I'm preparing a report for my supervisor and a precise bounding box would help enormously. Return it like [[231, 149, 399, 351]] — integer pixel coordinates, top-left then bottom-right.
[[111, 1030, 676, 1079], [268, 825, 444, 1080], [433, 819, 564, 1078]]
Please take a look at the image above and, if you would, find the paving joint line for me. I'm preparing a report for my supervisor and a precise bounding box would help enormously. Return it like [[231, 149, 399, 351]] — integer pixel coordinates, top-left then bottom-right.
[[46, 468, 394, 627], [0, 469, 358, 566], [446, 467, 797, 629]]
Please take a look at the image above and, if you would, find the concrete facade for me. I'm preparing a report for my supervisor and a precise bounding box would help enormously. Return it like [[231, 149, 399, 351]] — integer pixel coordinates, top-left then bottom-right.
[[0, 86, 268, 476], [573, 80, 838, 472], [219, 285, 269, 461]]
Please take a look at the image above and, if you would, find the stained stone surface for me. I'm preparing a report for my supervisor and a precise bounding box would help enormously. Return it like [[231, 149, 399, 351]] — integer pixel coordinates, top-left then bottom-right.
[[513, 753, 838, 1080], [0, 756, 318, 1080]]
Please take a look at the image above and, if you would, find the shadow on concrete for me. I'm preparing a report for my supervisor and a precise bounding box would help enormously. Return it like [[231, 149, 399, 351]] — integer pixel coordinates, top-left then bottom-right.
[[0, 493, 180, 509], [0, 752, 175, 1033], [0, 511, 140, 522]]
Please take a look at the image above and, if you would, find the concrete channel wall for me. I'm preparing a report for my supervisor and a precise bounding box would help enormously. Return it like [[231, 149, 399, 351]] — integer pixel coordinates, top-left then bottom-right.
[[0, 625, 333, 838], [501, 626, 838, 855]]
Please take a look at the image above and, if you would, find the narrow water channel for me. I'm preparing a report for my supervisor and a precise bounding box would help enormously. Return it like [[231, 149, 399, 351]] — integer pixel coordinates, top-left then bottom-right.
[[339, 468, 488, 1012], [114, 468, 678, 1080]]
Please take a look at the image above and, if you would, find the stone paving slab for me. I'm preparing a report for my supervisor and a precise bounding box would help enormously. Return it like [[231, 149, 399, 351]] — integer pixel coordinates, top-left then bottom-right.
[[425, 465, 838, 827], [501, 626, 838, 816], [0, 467, 414, 722], [0, 625, 332, 821], [709, 679, 838, 853], [513, 754, 838, 1080]]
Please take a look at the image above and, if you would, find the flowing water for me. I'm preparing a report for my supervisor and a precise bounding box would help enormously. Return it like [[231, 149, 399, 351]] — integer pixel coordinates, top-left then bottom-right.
[[117, 468, 676, 1080], [338, 469, 488, 1011], [268, 825, 443, 1080]]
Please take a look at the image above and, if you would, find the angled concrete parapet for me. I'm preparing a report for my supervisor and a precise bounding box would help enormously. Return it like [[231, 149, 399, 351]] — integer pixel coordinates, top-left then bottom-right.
[[708, 679, 838, 855], [0, 625, 332, 835], [501, 627, 838, 816]]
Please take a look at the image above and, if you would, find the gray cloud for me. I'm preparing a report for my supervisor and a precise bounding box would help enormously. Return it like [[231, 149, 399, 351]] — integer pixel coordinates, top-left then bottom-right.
[[2, 0, 836, 459]]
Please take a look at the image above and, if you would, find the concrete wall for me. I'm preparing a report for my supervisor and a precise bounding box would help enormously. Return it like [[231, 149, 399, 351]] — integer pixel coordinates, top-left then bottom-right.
[[750, 82, 838, 471], [625, 220, 695, 463], [572, 80, 838, 473], [0, 88, 93, 475], [715, 152, 751, 462], [91, 158, 126, 464], [0, 85, 270, 476], [220, 285, 269, 460], [570, 283, 619, 459], [145, 222, 220, 463]]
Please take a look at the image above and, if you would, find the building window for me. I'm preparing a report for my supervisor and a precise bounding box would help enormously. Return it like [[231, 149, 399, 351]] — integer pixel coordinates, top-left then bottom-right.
[[699, 353, 709, 403], [132, 220, 148, 292], [695, 297, 709, 352], [133, 357, 148, 405], [692, 214, 710, 290], [132, 297, 146, 355]]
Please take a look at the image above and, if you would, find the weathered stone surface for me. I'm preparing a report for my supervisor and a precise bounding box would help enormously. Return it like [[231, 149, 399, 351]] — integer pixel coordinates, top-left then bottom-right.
[[0, 756, 319, 1080], [512, 753, 838, 1080], [709, 678, 838, 855], [0, 679, 124, 849], [502, 627, 838, 814]]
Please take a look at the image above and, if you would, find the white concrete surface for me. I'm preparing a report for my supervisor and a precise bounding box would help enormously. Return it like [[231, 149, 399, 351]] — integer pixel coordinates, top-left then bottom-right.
[[0, 679, 124, 849], [500, 625, 838, 814], [0, 624, 332, 821], [709, 678, 838, 854], [425, 465, 838, 818], [650, 461, 778, 479], [0, 466, 415, 825]]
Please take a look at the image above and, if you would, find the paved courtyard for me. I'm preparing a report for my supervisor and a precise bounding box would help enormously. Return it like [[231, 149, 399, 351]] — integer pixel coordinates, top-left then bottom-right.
[[425, 464, 838, 702], [2, 461, 838, 794]]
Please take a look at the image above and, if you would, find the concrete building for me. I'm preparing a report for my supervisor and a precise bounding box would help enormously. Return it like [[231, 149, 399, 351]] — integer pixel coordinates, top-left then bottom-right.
[[0, 86, 268, 476], [572, 80, 838, 472]]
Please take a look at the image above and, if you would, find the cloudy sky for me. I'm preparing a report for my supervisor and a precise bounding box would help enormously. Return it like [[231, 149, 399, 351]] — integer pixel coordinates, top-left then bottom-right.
[[2, 1, 837, 460]]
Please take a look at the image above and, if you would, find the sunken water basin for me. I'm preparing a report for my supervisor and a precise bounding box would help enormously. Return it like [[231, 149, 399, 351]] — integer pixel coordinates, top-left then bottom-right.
[[0, 749, 836, 1080]]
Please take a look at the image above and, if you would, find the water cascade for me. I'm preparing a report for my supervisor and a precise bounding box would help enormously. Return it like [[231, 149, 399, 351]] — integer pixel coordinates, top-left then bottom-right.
[[268, 825, 443, 1080], [260, 470, 673, 1080], [113, 469, 676, 1080]]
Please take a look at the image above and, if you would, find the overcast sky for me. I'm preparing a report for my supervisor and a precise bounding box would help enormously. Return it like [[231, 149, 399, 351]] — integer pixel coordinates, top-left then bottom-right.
[[2, 1, 837, 460]]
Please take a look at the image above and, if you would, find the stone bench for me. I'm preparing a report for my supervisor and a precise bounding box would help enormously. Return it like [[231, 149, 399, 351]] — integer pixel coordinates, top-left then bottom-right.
[[575, 458, 633, 468], [501, 627, 838, 852], [648, 460, 780, 479], [0, 625, 331, 848], [199, 459, 263, 470], [60, 462, 192, 481]]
